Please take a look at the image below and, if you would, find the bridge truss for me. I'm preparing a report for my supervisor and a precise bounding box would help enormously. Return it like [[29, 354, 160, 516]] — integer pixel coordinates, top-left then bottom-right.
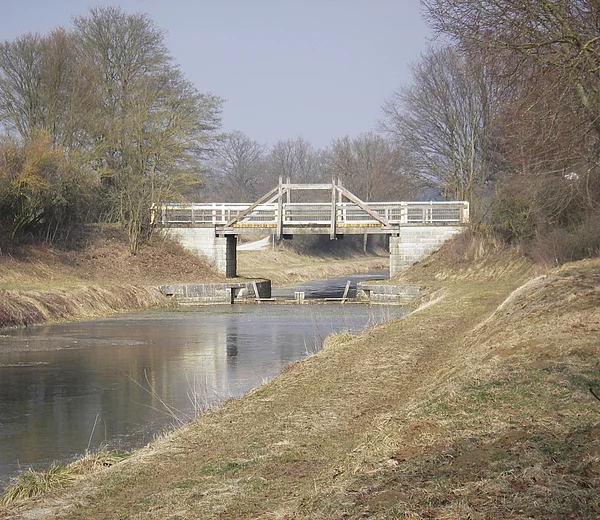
[[156, 179, 470, 239]]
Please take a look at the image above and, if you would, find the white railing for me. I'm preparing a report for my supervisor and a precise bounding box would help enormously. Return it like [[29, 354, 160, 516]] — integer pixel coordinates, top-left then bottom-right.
[[157, 201, 470, 226]]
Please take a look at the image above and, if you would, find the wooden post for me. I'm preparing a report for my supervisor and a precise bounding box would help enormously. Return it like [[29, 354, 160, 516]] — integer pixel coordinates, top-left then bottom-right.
[[336, 185, 390, 226], [277, 176, 283, 240], [224, 185, 279, 228], [341, 280, 351, 303], [330, 177, 337, 239]]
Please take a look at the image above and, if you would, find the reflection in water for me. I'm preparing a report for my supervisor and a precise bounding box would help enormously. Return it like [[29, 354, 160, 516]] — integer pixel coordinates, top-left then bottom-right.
[[226, 315, 239, 360], [0, 302, 407, 489]]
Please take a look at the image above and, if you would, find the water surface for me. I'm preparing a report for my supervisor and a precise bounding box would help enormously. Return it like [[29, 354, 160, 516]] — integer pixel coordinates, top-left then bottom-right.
[[0, 299, 406, 489]]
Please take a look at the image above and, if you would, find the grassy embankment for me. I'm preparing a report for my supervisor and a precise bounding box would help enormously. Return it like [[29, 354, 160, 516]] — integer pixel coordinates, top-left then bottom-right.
[[0, 227, 387, 329], [3, 233, 599, 519]]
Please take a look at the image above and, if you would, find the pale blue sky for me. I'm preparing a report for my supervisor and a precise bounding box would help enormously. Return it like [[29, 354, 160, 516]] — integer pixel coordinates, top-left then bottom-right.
[[1, 1, 430, 149]]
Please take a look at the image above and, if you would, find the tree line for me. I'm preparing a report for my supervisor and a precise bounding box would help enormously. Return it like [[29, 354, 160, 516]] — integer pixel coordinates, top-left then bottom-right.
[[1, 3, 598, 265], [202, 132, 418, 204]]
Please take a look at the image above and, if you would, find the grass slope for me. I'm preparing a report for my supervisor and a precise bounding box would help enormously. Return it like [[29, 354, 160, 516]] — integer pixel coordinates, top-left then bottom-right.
[[0, 228, 387, 329], [238, 248, 389, 286], [3, 237, 600, 519]]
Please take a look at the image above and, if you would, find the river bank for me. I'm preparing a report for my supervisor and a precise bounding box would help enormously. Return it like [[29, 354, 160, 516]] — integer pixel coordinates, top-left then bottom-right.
[[0, 228, 388, 329], [4, 235, 599, 519]]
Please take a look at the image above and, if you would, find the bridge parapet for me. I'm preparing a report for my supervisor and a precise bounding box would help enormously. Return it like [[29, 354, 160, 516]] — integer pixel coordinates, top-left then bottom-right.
[[157, 200, 469, 231]]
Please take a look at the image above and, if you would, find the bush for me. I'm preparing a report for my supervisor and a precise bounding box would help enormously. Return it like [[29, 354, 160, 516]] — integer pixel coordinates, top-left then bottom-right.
[[489, 170, 600, 267], [530, 213, 600, 266], [489, 180, 538, 243], [0, 133, 100, 248]]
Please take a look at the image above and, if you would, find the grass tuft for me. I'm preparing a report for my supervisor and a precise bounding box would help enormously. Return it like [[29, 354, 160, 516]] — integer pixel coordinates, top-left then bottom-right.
[[1, 464, 75, 505], [69, 448, 130, 475], [1, 449, 129, 506]]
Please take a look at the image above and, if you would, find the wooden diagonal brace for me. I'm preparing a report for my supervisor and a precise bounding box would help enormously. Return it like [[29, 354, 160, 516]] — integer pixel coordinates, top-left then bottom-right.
[[336, 185, 390, 226], [225, 185, 279, 228]]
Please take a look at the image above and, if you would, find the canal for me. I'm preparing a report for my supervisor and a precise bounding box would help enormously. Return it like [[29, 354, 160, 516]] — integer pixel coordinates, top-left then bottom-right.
[[0, 274, 406, 490]]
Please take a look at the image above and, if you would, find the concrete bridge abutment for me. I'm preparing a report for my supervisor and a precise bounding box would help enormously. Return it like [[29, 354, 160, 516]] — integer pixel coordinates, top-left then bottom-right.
[[389, 226, 465, 276], [162, 228, 237, 278], [163, 225, 466, 279]]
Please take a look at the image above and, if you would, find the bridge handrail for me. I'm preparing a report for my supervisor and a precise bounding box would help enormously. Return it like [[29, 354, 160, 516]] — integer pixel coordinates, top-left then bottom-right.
[[157, 201, 470, 226]]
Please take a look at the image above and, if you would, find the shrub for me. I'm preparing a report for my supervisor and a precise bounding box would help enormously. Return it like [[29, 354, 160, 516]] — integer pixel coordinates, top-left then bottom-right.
[[0, 464, 74, 504], [489, 170, 600, 267], [530, 213, 600, 266]]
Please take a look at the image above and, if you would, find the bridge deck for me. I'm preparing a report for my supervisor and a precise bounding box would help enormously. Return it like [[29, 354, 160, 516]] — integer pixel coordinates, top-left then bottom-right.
[[157, 201, 469, 235]]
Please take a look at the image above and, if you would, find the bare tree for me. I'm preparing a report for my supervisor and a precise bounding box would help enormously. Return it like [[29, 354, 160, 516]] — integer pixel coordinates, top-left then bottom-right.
[[72, 6, 222, 252], [210, 131, 266, 201], [266, 137, 324, 181], [0, 29, 92, 148], [0, 33, 46, 140], [423, 0, 600, 131], [327, 132, 415, 201], [380, 46, 499, 221], [422, 0, 600, 259]]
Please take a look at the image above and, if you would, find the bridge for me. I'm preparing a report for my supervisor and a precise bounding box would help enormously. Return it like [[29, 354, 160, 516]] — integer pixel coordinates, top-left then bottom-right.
[[156, 179, 469, 278]]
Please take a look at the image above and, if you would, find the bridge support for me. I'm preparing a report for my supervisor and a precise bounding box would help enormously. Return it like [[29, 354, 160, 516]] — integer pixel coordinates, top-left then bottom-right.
[[162, 228, 237, 277], [389, 226, 465, 276]]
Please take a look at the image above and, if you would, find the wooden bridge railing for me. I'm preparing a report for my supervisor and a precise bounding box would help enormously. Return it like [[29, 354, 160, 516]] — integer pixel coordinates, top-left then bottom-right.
[[157, 201, 470, 227]]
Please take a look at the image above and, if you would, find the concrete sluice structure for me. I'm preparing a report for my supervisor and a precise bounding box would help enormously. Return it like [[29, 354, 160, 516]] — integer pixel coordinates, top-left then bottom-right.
[[157, 280, 272, 305]]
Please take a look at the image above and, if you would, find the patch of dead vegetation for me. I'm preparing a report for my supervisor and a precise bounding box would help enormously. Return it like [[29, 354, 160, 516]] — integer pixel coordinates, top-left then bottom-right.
[[4, 234, 600, 519], [238, 247, 388, 286], [0, 285, 172, 329], [0, 226, 221, 329], [397, 229, 540, 286], [0, 225, 224, 291]]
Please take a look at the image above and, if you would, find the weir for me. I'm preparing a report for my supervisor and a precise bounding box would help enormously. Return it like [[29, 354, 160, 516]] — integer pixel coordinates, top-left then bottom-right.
[[155, 179, 470, 277]]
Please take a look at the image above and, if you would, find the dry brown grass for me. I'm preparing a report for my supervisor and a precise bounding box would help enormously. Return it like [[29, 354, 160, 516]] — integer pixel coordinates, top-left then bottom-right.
[[0, 228, 388, 330], [0, 285, 173, 329], [1, 450, 130, 506], [4, 234, 600, 519], [0, 225, 225, 291], [4, 233, 599, 519], [0, 226, 228, 328], [238, 247, 388, 286]]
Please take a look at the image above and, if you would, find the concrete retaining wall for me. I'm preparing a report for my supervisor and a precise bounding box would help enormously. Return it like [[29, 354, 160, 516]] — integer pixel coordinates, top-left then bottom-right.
[[356, 283, 421, 305], [157, 280, 271, 305], [390, 226, 464, 276]]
